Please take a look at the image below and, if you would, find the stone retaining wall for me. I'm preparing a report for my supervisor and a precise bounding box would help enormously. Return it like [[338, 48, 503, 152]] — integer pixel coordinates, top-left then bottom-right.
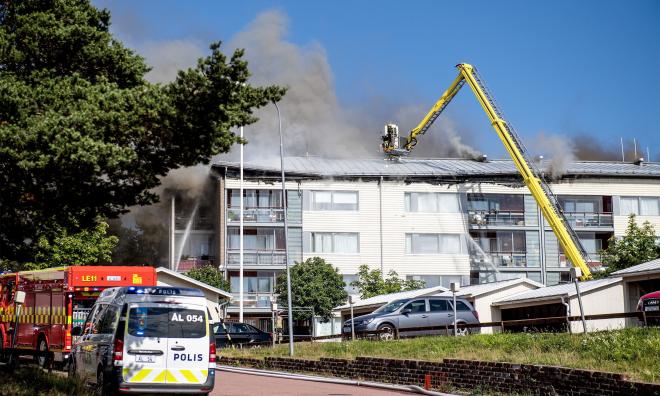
[[218, 355, 659, 396]]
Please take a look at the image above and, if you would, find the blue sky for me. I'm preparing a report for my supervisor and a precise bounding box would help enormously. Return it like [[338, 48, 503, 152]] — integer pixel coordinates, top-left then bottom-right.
[[96, 0, 659, 161]]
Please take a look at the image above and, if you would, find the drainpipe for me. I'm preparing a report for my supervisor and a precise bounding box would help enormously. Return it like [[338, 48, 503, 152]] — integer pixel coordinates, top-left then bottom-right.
[[379, 176, 384, 276], [170, 196, 176, 270]]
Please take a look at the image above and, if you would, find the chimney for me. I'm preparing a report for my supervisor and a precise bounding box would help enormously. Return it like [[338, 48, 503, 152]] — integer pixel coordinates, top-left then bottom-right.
[[634, 157, 644, 166]]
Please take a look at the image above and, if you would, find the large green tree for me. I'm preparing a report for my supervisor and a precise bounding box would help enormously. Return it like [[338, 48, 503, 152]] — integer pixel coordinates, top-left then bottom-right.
[[275, 257, 348, 321], [598, 214, 659, 276], [0, 0, 285, 265], [350, 264, 426, 299]]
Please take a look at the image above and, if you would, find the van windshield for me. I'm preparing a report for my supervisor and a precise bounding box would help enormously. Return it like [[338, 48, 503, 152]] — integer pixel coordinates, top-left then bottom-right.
[[373, 300, 406, 314], [128, 307, 206, 338]]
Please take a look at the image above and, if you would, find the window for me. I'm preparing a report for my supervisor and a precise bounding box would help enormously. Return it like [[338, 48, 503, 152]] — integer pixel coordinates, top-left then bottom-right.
[[228, 228, 285, 250], [404, 300, 427, 313], [95, 305, 120, 335], [230, 277, 272, 293], [640, 197, 659, 216], [128, 307, 206, 339], [620, 196, 660, 216], [343, 274, 358, 294], [228, 189, 282, 208], [405, 234, 462, 254], [405, 193, 459, 213], [429, 299, 450, 312], [452, 301, 471, 311], [311, 232, 359, 253], [311, 191, 358, 211]]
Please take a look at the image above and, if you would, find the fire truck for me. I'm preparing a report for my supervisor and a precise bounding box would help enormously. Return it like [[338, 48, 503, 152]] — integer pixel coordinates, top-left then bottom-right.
[[0, 266, 156, 366]]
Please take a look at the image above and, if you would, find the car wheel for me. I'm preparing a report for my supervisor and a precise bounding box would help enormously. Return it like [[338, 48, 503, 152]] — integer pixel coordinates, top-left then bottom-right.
[[453, 324, 470, 336], [36, 338, 48, 367], [377, 324, 396, 341]]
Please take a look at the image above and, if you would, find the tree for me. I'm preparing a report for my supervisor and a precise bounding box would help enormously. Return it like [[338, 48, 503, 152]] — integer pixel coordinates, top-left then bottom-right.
[[0, 1, 285, 266], [597, 214, 659, 276], [186, 265, 230, 292], [6, 221, 119, 271], [350, 264, 426, 299], [275, 257, 348, 321]]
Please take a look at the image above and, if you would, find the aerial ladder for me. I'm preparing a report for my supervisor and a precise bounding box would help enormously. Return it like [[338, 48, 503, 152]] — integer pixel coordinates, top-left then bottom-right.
[[382, 63, 592, 280]]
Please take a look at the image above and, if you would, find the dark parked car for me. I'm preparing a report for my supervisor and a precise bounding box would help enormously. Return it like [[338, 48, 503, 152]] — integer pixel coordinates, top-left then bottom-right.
[[343, 296, 480, 340], [214, 322, 272, 348]]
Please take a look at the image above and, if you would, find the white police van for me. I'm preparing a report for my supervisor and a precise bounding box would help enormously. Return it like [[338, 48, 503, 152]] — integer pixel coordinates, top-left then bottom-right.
[[69, 286, 215, 395]]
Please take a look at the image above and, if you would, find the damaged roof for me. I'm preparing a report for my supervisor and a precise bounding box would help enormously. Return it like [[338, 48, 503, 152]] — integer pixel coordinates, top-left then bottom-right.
[[213, 156, 660, 180]]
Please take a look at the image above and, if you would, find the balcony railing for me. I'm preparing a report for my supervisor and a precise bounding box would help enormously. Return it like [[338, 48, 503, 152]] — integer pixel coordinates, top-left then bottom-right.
[[562, 212, 613, 228], [470, 251, 532, 267], [176, 257, 215, 272], [227, 250, 286, 266], [175, 215, 214, 230], [468, 210, 526, 226], [229, 293, 274, 308], [227, 207, 285, 223]]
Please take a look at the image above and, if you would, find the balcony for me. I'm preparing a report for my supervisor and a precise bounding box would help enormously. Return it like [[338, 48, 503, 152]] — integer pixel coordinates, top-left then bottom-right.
[[227, 208, 285, 223], [227, 250, 286, 266], [229, 293, 274, 309], [468, 210, 526, 227], [470, 251, 532, 268], [175, 215, 214, 230], [562, 212, 613, 228], [176, 257, 215, 272]]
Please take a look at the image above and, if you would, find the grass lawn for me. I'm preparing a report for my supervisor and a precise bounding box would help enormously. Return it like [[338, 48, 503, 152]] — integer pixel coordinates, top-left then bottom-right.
[[219, 327, 660, 383], [0, 366, 90, 396]]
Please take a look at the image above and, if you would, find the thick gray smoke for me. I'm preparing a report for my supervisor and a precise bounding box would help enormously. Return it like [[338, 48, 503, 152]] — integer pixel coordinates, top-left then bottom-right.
[[532, 132, 576, 179], [220, 10, 480, 163]]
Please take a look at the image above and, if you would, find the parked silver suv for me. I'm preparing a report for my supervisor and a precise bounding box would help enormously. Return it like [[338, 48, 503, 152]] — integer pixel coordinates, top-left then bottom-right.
[[343, 297, 480, 340]]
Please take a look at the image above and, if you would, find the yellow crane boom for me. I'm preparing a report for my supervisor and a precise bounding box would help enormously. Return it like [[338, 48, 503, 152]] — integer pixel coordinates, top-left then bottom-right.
[[383, 63, 592, 280]]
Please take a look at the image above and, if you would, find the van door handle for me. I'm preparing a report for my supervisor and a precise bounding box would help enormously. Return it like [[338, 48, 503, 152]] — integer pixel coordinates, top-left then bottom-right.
[[421, 315, 429, 318], [170, 345, 186, 351], [447, 313, 454, 317]]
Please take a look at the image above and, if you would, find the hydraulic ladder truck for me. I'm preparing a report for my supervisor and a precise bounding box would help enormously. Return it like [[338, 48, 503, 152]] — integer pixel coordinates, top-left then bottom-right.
[[382, 63, 593, 280]]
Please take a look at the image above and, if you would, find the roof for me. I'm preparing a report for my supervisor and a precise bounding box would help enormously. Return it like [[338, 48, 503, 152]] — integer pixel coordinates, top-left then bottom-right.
[[155, 267, 232, 299], [610, 258, 660, 277], [214, 156, 660, 180], [492, 277, 622, 306], [335, 285, 448, 310], [433, 278, 545, 299]]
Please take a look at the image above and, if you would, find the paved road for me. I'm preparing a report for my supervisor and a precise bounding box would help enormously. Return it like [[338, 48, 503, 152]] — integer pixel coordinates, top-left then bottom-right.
[[210, 371, 415, 396]]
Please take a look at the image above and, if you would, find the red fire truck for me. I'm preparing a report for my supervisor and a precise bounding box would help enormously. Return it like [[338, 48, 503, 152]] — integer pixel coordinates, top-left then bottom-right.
[[0, 266, 156, 366]]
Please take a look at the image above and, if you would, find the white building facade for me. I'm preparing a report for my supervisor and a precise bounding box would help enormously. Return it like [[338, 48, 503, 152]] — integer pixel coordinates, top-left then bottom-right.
[[172, 157, 660, 328]]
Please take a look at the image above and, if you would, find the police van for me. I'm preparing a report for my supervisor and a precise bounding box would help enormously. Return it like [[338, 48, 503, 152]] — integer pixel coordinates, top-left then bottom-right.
[[69, 286, 215, 395]]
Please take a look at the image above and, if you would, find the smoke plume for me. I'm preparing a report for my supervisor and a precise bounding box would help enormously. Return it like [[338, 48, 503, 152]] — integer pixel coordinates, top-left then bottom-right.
[[532, 132, 576, 179]]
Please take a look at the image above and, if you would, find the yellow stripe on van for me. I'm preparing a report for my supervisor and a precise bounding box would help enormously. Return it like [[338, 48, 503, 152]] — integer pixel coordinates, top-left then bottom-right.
[[151, 370, 167, 383], [179, 369, 198, 383], [165, 370, 178, 383], [129, 368, 153, 383]]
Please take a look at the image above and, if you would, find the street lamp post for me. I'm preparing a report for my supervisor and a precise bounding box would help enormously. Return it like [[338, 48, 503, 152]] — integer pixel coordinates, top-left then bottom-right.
[[571, 267, 587, 333], [239, 125, 244, 323], [274, 101, 294, 356], [450, 282, 460, 336], [349, 295, 356, 341]]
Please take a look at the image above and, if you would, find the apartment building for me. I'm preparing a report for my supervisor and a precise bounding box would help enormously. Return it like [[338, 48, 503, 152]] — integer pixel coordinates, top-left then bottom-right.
[[171, 156, 660, 328]]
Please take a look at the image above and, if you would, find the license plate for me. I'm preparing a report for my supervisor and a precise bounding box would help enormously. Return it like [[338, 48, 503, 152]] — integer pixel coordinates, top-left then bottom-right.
[[645, 306, 659, 311], [343, 326, 351, 332], [135, 355, 155, 363]]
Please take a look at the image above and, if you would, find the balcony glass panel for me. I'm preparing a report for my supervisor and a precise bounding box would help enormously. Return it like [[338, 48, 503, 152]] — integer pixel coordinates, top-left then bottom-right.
[[468, 210, 525, 226]]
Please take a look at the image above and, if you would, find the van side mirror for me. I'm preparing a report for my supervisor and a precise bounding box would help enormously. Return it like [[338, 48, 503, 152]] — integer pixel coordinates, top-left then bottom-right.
[[71, 326, 82, 336], [401, 308, 412, 315]]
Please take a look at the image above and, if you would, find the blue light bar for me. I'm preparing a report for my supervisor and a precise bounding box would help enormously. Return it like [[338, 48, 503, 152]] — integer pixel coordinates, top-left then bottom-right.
[[125, 287, 204, 297]]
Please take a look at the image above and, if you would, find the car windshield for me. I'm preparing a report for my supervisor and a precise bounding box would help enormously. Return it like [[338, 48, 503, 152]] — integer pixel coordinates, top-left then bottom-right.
[[373, 300, 406, 314], [128, 307, 206, 338]]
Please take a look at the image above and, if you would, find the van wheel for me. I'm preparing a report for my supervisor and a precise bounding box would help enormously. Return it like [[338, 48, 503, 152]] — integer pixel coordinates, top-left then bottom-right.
[[377, 324, 396, 341], [94, 369, 114, 396], [36, 338, 48, 367]]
